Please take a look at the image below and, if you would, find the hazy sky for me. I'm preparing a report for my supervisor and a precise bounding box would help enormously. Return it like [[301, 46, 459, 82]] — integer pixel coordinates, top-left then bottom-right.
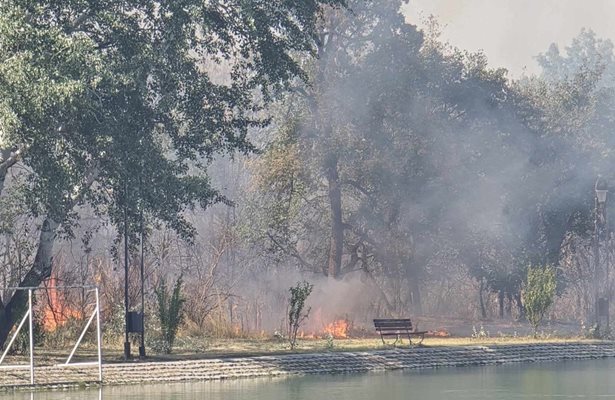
[[402, 0, 615, 78]]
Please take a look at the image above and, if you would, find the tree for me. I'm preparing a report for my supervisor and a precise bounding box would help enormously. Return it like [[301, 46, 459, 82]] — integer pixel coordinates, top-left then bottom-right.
[[0, 0, 346, 347], [246, 7, 615, 323], [288, 280, 313, 350], [246, 0, 435, 317], [248, 1, 544, 317], [537, 28, 615, 88], [525, 31, 615, 326], [523, 265, 556, 337]]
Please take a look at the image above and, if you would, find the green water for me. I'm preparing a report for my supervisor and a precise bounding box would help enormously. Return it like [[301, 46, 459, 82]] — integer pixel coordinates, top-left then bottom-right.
[[4, 359, 615, 399]]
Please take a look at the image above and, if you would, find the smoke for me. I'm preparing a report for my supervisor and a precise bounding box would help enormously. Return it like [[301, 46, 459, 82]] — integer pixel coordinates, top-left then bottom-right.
[[305, 273, 377, 331], [403, 0, 615, 77], [32, 1, 615, 335], [155, 3, 615, 331]]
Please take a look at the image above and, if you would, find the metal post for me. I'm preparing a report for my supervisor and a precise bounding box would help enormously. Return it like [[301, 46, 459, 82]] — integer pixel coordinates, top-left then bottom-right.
[[124, 197, 131, 359], [605, 196, 610, 334], [595, 193, 600, 329], [606, 201, 610, 334], [139, 211, 146, 358], [28, 289, 34, 385], [595, 177, 609, 335], [65, 306, 98, 365], [95, 287, 103, 382]]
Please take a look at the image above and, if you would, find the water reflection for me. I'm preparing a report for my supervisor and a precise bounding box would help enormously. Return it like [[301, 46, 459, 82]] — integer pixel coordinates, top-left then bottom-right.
[[11, 388, 102, 400], [6, 358, 615, 400]]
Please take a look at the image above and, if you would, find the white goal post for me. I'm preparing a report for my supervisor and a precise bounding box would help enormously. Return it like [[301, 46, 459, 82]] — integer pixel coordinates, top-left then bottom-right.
[[0, 285, 102, 385]]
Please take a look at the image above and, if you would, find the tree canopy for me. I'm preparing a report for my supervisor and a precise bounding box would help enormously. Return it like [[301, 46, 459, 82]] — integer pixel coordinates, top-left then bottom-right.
[[0, 0, 346, 346]]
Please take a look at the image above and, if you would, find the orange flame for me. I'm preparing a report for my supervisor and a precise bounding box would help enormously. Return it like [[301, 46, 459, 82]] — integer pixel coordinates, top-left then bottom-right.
[[323, 319, 349, 338], [298, 331, 317, 339], [42, 277, 82, 332], [427, 329, 451, 337]]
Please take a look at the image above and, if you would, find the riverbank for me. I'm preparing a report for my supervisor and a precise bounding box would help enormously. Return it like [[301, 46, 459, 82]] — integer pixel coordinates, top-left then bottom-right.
[[2, 342, 615, 391]]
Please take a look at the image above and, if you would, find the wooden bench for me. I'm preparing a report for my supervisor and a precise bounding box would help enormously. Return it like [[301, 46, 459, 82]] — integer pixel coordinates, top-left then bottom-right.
[[374, 318, 427, 345]]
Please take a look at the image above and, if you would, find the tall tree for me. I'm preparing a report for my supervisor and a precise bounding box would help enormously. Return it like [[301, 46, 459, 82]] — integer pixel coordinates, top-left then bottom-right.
[[0, 0, 346, 347]]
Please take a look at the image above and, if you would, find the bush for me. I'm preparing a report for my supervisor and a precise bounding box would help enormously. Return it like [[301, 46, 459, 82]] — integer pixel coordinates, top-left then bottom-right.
[[13, 314, 44, 355], [8, 296, 45, 355], [523, 265, 556, 337], [154, 275, 185, 354], [287, 281, 313, 350]]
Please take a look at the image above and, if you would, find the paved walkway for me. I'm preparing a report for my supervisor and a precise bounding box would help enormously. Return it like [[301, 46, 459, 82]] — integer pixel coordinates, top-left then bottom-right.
[[2, 342, 615, 390]]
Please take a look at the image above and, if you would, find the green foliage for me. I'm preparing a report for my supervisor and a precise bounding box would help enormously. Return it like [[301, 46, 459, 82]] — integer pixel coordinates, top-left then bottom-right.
[[288, 281, 313, 349], [324, 332, 335, 350], [0, 0, 349, 232], [12, 315, 44, 355], [154, 275, 186, 354], [102, 303, 126, 347], [0, 0, 346, 348], [523, 265, 557, 336]]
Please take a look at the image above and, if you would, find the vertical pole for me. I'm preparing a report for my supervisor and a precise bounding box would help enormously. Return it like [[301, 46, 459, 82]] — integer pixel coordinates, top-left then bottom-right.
[[124, 191, 131, 359], [28, 289, 34, 385], [95, 287, 103, 382], [139, 211, 146, 358], [605, 197, 610, 334], [595, 192, 600, 330]]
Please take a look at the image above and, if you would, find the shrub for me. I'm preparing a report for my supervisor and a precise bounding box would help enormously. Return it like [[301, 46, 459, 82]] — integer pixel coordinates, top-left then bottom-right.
[[523, 265, 556, 337], [287, 280, 313, 350], [154, 275, 185, 353]]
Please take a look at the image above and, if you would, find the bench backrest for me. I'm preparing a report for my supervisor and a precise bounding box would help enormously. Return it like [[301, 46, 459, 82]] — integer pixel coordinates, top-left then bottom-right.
[[373, 318, 413, 331]]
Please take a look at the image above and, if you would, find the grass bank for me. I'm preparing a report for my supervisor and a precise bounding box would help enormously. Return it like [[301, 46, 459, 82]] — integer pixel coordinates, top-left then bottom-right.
[[105, 335, 597, 362]]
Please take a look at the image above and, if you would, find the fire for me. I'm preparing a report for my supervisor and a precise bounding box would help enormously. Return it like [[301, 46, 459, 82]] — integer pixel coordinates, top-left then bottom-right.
[[427, 329, 451, 338], [41, 277, 82, 332], [323, 319, 349, 338], [298, 331, 317, 339]]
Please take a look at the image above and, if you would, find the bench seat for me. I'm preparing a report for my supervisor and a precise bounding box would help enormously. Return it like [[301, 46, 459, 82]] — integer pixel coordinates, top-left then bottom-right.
[[374, 318, 427, 345]]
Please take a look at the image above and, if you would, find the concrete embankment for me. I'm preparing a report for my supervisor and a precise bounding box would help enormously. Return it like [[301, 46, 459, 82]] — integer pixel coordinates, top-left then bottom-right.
[[2, 342, 615, 390]]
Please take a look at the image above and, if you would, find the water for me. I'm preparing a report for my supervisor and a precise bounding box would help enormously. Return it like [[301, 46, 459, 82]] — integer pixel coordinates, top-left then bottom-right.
[[4, 358, 615, 399]]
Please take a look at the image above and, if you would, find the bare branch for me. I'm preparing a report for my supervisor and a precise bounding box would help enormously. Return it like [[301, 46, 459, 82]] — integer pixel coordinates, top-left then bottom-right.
[[266, 232, 314, 270]]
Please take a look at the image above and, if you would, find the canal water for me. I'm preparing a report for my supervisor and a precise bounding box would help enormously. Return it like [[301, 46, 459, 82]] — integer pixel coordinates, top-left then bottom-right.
[[4, 358, 615, 399]]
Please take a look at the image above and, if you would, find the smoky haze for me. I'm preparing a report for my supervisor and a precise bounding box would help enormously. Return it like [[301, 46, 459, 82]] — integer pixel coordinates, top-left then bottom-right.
[[110, 2, 615, 337], [403, 0, 615, 77], [8, 0, 615, 343], [232, 0, 615, 334]]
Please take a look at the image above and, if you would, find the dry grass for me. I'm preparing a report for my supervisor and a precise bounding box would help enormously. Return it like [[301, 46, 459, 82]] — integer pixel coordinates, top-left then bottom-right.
[[4, 334, 598, 365], [109, 334, 598, 362]]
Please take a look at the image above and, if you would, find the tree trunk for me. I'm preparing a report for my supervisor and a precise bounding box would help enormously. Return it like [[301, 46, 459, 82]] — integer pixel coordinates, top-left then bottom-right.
[[0, 147, 22, 195], [0, 217, 59, 348], [479, 279, 487, 319], [498, 290, 505, 319], [408, 278, 423, 315], [325, 155, 343, 279], [514, 292, 524, 320], [505, 292, 513, 318]]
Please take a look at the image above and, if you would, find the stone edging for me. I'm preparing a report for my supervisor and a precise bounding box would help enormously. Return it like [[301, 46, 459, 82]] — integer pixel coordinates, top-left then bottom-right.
[[2, 342, 615, 390]]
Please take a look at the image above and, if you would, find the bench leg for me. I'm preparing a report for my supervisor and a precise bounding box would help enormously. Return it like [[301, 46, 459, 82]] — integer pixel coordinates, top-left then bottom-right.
[[380, 334, 386, 345]]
